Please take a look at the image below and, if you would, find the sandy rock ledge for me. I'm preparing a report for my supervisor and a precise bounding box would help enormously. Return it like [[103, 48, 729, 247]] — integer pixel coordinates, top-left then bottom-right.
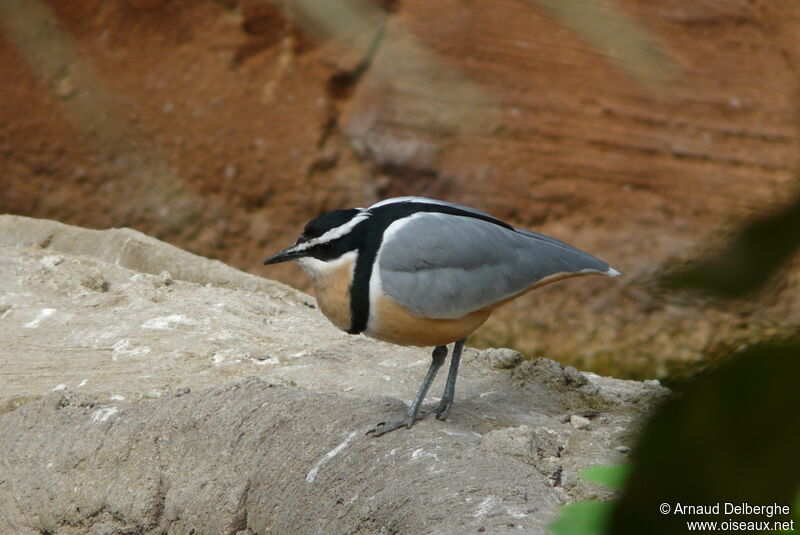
[[0, 215, 668, 534]]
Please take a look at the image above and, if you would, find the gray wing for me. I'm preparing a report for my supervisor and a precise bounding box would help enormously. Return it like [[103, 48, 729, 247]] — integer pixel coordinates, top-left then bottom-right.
[[378, 212, 613, 319]]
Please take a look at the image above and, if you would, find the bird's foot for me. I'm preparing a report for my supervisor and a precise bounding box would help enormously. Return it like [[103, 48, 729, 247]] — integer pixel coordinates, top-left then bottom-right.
[[365, 417, 413, 438], [366, 400, 455, 438], [366, 408, 436, 438], [419, 398, 453, 421]]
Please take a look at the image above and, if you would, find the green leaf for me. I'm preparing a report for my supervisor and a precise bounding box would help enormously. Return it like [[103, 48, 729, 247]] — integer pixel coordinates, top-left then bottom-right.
[[787, 487, 800, 532], [549, 501, 614, 535], [579, 464, 631, 490], [660, 191, 800, 298], [795, 487, 800, 521], [772, 488, 800, 532]]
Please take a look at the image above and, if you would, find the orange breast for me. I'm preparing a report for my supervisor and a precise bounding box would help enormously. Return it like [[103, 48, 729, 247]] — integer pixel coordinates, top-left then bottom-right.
[[311, 257, 354, 332], [365, 294, 491, 347]]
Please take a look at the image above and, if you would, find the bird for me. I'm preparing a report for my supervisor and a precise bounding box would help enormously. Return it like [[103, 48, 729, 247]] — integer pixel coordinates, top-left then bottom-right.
[[264, 196, 619, 437]]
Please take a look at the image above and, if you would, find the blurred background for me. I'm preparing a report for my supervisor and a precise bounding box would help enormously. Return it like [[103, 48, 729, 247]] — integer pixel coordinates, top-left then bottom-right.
[[2, 0, 799, 381]]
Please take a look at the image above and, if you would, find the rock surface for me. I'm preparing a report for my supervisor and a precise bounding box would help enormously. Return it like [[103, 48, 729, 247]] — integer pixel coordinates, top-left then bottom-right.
[[0, 216, 669, 534]]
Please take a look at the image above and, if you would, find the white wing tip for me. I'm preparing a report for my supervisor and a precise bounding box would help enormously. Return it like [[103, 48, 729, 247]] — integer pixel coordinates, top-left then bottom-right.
[[606, 267, 621, 277]]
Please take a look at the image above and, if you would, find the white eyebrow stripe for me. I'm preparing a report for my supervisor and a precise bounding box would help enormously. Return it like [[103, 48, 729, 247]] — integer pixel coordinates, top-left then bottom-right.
[[294, 211, 370, 252]]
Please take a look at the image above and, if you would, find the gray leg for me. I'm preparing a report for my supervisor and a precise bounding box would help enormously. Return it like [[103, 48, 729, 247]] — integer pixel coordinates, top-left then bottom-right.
[[367, 345, 448, 438], [420, 338, 465, 421]]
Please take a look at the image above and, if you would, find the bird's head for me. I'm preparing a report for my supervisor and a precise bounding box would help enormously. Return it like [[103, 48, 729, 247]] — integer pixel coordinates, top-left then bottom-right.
[[263, 208, 367, 275]]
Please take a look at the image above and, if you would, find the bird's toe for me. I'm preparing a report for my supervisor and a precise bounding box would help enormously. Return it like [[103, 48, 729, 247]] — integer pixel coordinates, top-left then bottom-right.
[[366, 418, 408, 438]]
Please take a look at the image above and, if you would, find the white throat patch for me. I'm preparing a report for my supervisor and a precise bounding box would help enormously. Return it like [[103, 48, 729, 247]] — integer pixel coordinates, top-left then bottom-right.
[[298, 251, 358, 280]]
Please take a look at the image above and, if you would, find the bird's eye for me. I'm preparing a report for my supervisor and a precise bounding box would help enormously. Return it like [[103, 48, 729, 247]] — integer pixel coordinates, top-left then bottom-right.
[[318, 241, 333, 251]]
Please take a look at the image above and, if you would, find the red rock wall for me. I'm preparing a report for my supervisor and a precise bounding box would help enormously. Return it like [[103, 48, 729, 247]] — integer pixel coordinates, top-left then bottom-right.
[[1, 0, 798, 376]]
